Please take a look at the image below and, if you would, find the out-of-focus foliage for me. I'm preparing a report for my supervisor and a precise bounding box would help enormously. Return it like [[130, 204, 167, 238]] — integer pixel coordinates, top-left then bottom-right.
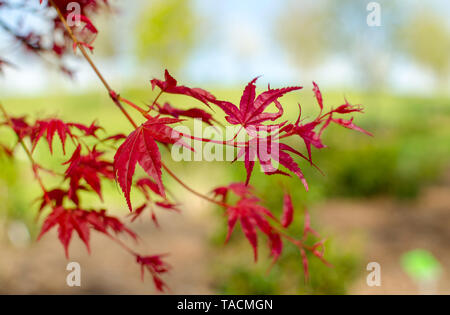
[[277, 0, 405, 90], [276, 0, 332, 71], [395, 10, 450, 85], [134, 0, 198, 71], [214, 245, 360, 294], [0, 150, 37, 238], [90, 13, 120, 58], [321, 143, 441, 199]]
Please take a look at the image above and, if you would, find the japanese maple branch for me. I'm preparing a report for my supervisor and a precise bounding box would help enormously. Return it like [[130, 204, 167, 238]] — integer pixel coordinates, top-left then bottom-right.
[[2, 102, 143, 255], [49, 0, 224, 208]]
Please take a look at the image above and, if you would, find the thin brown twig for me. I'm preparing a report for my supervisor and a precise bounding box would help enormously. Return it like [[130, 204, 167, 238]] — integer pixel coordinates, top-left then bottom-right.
[[48, 0, 138, 129], [161, 164, 229, 208]]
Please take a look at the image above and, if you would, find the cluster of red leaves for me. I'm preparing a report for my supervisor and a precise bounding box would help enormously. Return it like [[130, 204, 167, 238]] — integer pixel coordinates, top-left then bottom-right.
[[42, 0, 106, 52], [144, 70, 371, 192], [0, 114, 170, 291], [212, 183, 328, 276], [0, 0, 108, 74], [38, 206, 136, 258], [64, 144, 114, 200], [109, 70, 369, 283], [1, 116, 102, 153]]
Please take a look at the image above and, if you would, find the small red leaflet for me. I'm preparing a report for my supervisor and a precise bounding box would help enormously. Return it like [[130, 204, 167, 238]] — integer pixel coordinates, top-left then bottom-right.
[[151, 70, 216, 107], [156, 102, 217, 126], [136, 254, 171, 292], [281, 193, 294, 228]]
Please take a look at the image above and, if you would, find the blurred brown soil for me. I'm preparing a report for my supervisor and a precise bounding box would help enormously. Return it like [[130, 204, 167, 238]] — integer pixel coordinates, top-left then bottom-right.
[[316, 184, 450, 294], [0, 182, 449, 294], [0, 196, 218, 294]]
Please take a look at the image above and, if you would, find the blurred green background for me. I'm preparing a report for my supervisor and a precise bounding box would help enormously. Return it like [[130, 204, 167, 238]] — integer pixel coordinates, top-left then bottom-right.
[[0, 0, 449, 294]]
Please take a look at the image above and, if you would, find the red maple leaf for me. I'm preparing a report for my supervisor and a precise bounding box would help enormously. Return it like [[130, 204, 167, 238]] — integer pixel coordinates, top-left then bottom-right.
[[114, 116, 192, 211], [226, 197, 282, 262], [38, 207, 90, 258], [210, 78, 302, 127], [217, 185, 282, 263]]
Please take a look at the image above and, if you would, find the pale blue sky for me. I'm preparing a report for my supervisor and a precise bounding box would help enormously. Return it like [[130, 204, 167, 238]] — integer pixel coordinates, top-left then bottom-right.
[[0, 0, 449, 96]]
